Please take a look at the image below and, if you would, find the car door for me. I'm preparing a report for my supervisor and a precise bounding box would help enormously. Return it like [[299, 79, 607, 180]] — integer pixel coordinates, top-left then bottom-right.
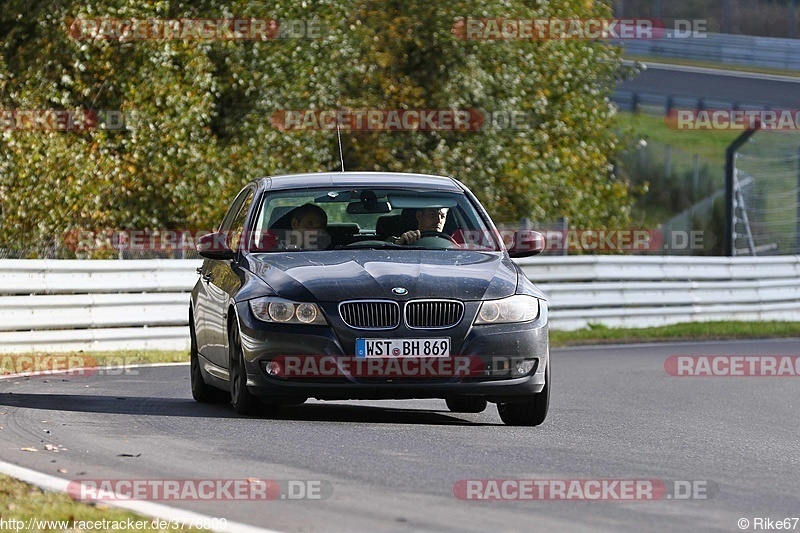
[[203, 187, 255, 368], [195, 192, 245, 360]]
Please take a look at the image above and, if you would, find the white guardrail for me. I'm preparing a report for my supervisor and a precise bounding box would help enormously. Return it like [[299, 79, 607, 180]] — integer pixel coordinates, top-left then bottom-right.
[[619, 32, 800, 71], [1, 256, 799, 353], [0, 260, 201, 354]]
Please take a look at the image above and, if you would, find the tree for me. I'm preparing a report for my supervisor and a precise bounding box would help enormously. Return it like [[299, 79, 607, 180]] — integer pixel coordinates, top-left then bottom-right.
[[338, 0, 631, 227], [0, 0, 632, 257]]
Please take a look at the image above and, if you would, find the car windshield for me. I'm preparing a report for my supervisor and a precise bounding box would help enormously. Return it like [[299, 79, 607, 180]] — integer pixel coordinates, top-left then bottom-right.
[[248, 187, 502, 252]]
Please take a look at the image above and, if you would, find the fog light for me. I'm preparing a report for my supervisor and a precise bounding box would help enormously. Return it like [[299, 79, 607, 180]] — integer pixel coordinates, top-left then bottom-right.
[[265, 361, 281, 376], [514, 359, 536, 376]]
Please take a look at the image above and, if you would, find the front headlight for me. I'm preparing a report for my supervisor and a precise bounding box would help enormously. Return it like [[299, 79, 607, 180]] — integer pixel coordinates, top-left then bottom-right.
[[249, 297, 327, 325], [474, 295, 540, 325]]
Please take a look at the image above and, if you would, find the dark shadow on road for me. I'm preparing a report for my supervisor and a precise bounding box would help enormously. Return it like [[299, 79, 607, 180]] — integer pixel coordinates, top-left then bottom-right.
[[276, 402, 496, 425], [0, 392, 497, 425]]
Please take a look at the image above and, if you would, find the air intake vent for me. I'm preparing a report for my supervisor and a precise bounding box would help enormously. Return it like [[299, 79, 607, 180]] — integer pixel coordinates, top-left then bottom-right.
[[339, 300, 400, 330], [405, 300, 464, 329]]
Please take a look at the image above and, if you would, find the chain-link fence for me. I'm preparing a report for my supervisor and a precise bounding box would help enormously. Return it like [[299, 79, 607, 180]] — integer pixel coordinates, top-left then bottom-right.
[[616, 139, 727, 255], [732, 130, 800, 255]]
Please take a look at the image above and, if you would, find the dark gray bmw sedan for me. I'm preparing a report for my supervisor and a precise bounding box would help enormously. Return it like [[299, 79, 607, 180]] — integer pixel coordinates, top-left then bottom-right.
[[190, 172, 550, 426]]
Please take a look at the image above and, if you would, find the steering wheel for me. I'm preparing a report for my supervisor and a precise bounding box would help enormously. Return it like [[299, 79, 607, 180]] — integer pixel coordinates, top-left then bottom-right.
[[420, 231, 457, 244]]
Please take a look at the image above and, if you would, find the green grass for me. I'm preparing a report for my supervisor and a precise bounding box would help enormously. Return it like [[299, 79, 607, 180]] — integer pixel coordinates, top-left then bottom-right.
[[550, 320, 800, 347], [616, 110, 740, 166], [625, 55, 800, 79], [0, 350, 189, 375], [0, 474, 207, 532], [616, 109, 800, 252]]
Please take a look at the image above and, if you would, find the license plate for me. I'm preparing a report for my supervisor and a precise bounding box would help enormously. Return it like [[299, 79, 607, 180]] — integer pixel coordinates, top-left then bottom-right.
[[356, 338, 450, 358]]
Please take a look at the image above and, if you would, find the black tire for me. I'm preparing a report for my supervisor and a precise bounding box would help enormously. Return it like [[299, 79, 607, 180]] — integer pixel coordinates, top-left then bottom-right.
[[497, 363, 550, 426], [446, 397, 488, 413], [190, 319, 229, 404], [229, 324, 280, 417]]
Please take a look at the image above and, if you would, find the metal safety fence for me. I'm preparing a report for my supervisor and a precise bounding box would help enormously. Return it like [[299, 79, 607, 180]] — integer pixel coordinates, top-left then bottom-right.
[[1, 256, 799, 352]]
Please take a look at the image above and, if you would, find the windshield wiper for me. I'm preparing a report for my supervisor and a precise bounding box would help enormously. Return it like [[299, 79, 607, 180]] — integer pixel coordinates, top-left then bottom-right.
[[338, 242, 449, 251], [338, 242, 403, 250]]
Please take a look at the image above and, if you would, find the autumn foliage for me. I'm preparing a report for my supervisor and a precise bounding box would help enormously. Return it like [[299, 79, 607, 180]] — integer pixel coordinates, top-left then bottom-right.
[[0, 0, 632, 256]]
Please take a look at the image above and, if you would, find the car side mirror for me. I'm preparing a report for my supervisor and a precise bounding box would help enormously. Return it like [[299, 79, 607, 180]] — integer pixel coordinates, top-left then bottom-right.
[[507, 230, 545, 258], [197, 232, 236, 260]]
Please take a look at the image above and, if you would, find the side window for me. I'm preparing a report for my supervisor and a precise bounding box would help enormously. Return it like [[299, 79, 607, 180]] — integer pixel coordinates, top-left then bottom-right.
[[222, 189, 254, 251], [219, 189, 249, 231]]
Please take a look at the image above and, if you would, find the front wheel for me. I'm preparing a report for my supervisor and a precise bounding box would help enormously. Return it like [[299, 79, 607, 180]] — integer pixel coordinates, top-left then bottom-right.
[[229, 325, 279, 416], [190, 320, 229, 404], [497, 363, 550, 426]]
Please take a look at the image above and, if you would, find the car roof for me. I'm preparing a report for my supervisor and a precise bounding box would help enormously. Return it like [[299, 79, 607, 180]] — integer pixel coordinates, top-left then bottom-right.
[[255, 172, 463, 192]]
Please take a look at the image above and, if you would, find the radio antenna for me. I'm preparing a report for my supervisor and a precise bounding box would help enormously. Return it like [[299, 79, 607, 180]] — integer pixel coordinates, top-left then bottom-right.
[[336, 121, 345, 173]]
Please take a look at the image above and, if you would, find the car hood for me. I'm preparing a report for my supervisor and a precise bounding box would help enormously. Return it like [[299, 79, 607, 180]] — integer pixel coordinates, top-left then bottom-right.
[[247, 250, 518, 302]]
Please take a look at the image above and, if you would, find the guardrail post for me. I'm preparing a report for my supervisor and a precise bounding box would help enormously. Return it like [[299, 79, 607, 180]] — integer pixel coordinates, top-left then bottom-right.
[[725, 127, 760, 256]]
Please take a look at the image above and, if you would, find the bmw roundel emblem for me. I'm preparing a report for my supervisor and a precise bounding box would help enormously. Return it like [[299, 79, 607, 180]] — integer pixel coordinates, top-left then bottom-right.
[[392, 287, 408, 295]]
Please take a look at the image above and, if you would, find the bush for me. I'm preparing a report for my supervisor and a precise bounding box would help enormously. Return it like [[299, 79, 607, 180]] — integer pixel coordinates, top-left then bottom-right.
[[0, 0, 633, 256]]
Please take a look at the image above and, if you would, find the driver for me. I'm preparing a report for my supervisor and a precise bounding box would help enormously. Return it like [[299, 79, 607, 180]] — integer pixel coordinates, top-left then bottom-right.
[[288, 204, 329, 249], [392, 207, 449, 245]]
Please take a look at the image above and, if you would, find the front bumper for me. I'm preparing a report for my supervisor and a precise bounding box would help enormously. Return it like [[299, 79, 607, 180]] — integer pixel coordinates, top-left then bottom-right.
[[234, 300, 549, 402]]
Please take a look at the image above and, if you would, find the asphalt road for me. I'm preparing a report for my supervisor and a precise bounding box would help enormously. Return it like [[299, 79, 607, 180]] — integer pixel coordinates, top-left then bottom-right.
[[617, 62, 800, 109], [1, 339, 799, 533]]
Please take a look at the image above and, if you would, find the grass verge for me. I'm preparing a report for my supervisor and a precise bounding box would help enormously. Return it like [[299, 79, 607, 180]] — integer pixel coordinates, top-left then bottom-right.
[[550, 320, 800, 347], [0, 473, 207, 532], [0, 350, 189, 376], [615, 110, 739, 165]]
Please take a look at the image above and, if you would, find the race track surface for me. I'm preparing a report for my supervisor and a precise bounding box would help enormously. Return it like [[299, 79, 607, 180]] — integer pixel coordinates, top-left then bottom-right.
[[1, 339, 798, 533]]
